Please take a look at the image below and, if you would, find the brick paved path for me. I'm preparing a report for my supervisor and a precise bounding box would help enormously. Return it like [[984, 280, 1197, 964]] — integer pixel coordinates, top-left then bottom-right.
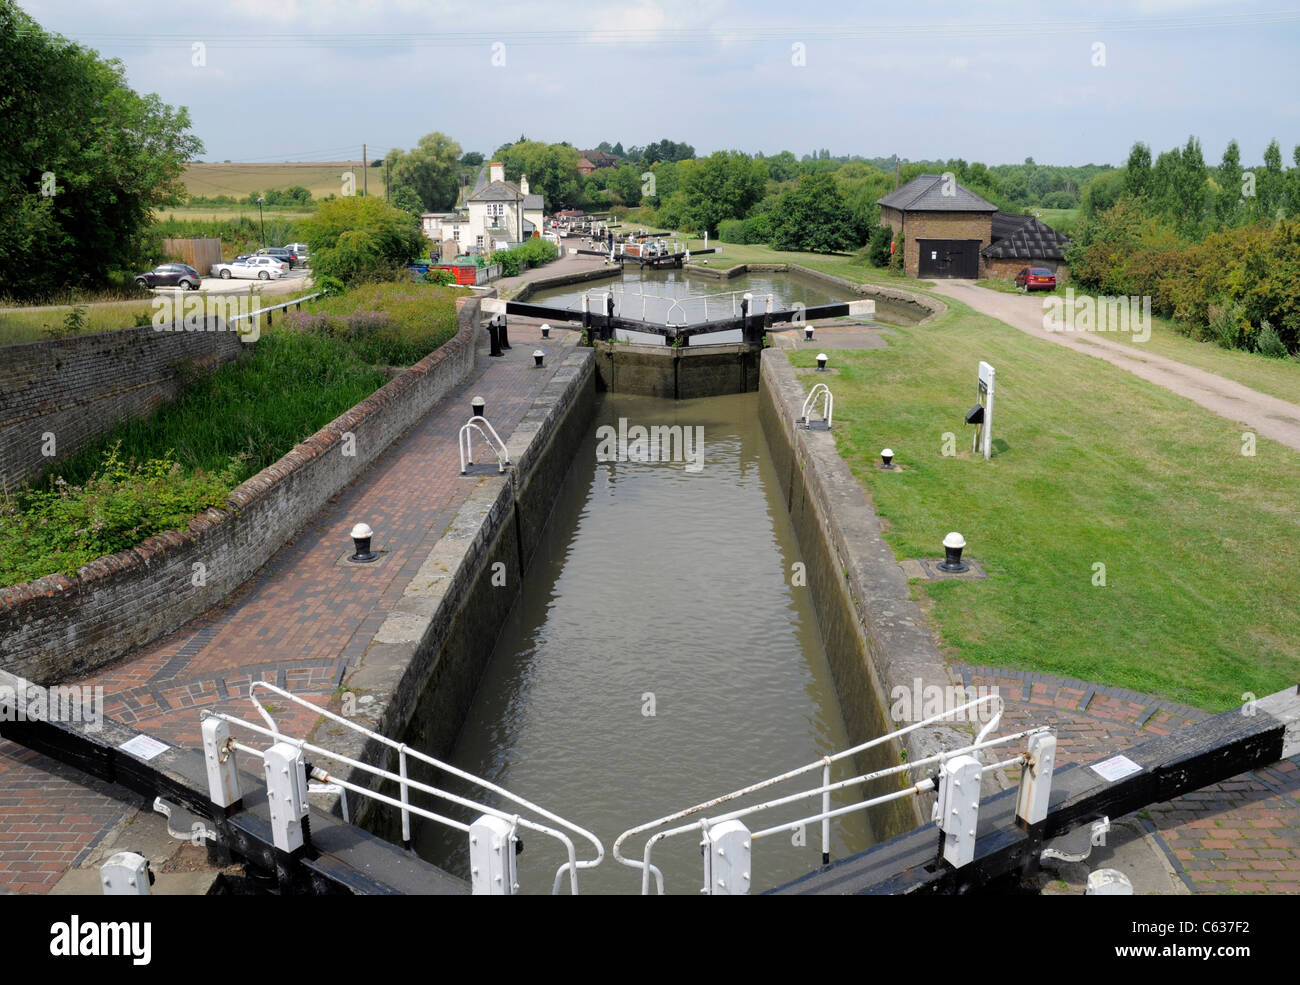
[[0, 323, 575, 893], [962, 667, 1300, 894]]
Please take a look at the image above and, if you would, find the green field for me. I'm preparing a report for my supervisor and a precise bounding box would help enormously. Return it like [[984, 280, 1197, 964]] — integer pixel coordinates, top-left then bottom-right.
[[789, 297, 1299, 711], [158, 207, 315, 223], [182, 161, 387, 202]]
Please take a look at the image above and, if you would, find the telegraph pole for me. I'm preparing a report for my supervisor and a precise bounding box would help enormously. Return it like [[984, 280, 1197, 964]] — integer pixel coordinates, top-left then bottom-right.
[[362, 144, 368, 197]]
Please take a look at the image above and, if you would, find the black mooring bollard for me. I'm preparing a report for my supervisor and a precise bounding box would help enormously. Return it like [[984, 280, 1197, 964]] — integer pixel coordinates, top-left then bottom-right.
[[487, 320, 503, 357]]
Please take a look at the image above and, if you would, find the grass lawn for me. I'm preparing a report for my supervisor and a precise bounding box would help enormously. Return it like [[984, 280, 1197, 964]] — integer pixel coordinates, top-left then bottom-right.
[[787, 306, 1300, 711], [0, 294, 284, 346]]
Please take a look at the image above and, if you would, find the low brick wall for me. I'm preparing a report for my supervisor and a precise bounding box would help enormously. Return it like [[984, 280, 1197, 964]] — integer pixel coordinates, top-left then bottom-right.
[[0, 299, 483, 683], [325, 346, 596, 834], [982, 257, 1069, 282], [0, 322, 245, 489]]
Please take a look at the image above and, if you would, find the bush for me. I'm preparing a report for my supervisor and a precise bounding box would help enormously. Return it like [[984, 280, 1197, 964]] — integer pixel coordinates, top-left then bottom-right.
[[868, 225, 894, 267], [488, 238, 558, 277], [1256, 320, 1290, 358], [890, 232, 905, 271], [290, 281, 463, 365], [717, 215, 771, 245], [0, 444, 236, 585], [300, 197, 425, 286]]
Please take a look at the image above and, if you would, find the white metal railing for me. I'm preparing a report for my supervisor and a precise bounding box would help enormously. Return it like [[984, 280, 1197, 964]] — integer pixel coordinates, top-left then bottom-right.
[[199, 681, 604, 894], [595, 287, 765, 328], [227, 290, 325, 325], [613, 694, 1055, 894], [459, 415, 510, 474], [801, 383, 834, 429]]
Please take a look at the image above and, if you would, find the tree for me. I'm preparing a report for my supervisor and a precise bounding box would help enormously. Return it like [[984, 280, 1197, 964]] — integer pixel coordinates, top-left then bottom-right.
[[679, 151, 767, 236], [767, 172, 855, 253], [766, 151, 801, 183], [390, 184, 425, 217], [461, 151, 485, 168], [1259, 139, 1284, 220], [1125, 142, 1152, 199], [495, 140, 582, 210], [1081, 170, 1127, 216], [1215, 140, 1243, 226], [300, 196, 424, 285], [386, 132, 462, 212], [0, 1, 203, 299]]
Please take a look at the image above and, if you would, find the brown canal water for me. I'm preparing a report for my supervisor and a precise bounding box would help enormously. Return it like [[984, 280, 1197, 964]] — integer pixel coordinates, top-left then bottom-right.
[[415, 391, 874, 894]]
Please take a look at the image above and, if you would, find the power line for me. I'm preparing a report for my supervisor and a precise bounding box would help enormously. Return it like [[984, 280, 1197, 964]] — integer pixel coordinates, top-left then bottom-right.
[[21, 11, 1300, 49]]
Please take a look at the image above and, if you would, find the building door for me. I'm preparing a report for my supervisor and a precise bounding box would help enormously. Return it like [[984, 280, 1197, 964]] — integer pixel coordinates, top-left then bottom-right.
[[917, 239, 981, 278]]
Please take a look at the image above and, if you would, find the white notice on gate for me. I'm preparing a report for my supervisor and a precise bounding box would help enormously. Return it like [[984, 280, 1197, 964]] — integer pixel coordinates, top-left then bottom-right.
[[119, 734, 169, 761], [1090, 754, 1141, 782]]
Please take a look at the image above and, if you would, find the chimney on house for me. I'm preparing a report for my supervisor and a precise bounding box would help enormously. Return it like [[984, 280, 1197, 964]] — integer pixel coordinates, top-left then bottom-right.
[[489, 160, 504, 183], [519, 174, 529, 196]]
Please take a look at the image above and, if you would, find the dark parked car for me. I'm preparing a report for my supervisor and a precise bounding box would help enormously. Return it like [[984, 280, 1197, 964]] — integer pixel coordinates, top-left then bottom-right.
[[256, 247, 299, 268], [1015, 267, 1057, 292], [136, 263, 201, 290]]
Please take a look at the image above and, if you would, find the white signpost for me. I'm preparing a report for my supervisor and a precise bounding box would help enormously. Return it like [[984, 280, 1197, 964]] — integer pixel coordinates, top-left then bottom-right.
[[975, 361, 995, 460]]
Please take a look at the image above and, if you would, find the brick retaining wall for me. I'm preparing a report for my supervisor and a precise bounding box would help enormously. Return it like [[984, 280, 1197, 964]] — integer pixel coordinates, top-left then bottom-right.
[[0, 322, 245, 489], [0, 299, 482, 683]]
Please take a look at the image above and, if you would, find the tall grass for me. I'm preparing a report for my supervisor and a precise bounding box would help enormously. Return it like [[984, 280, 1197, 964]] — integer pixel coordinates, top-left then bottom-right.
[[2, 280, 464, 587]]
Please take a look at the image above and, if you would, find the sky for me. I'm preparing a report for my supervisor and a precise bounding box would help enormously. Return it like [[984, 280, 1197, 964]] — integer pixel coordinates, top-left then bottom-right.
[[17, 0, 1300, 168]]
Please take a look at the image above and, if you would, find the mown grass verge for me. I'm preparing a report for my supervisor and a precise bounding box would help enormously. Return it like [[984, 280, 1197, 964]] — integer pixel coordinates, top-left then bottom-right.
[[787, 299, 1300, 711]]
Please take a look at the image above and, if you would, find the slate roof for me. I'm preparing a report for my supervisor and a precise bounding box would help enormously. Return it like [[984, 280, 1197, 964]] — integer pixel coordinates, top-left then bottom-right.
[[524, 193, 543, 210], [981, 211, 1071, 260], [877, 174, 998, 213], [470, 180, 524, 203]]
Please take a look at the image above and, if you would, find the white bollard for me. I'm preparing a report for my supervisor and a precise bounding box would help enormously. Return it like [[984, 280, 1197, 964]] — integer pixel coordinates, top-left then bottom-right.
[[101, 852, 152, 895], [1086, 869, 1134, 895], [202, 717, 240, 809], [935, 754, 983, 868], [263, 741, 309, 853], [702, 819, 752, 895], [469, 814, 518, 895]]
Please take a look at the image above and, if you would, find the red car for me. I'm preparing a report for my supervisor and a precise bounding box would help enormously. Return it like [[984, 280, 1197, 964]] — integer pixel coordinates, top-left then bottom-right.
[[1015, 267, 1056, 292]]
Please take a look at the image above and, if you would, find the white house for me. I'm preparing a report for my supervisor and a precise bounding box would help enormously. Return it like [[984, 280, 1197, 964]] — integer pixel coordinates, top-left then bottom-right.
[[423, 162, 545, 255]]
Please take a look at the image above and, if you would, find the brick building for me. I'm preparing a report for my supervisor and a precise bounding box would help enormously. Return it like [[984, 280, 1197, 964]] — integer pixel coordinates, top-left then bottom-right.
[[878, 175, 1072, 281], [878, 174, 998, 278], [979, 211, 1071, 281]]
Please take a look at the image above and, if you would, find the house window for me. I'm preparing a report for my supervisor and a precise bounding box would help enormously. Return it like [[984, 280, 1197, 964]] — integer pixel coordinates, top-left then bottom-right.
[[487, 203, 505, 218], [475, 235, 484, 249]]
